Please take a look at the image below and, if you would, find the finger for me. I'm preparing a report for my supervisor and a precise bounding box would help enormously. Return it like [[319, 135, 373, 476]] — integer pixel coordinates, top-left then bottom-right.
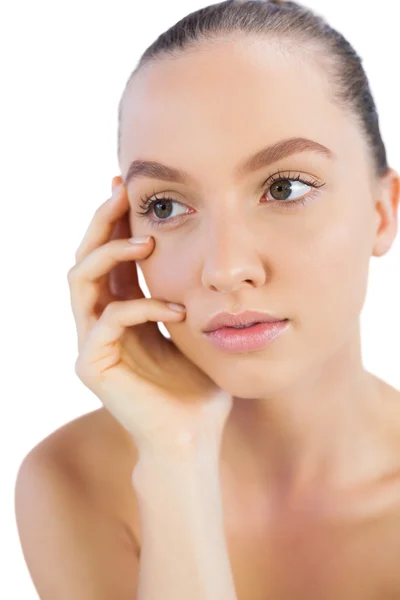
[[67, 238, 154, 351], [76, 298, 186, 377], [108, 177, 147, 299], [108, 211, 141, 300], [74, 183, 131, 264]]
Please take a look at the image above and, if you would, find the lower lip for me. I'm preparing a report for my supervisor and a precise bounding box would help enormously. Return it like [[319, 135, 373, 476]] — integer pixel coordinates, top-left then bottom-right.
[[204, 320, 289, 353]]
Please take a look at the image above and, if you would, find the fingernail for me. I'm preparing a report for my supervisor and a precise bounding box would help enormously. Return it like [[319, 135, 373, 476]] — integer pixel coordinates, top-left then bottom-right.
[[128, 236, 151, 244], [166, 302, 186, 312], [112, 177, 122, 192]]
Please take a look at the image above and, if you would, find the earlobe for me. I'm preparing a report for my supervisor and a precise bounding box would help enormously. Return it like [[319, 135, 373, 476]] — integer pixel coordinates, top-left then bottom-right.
[[371, 169, 400, 258]]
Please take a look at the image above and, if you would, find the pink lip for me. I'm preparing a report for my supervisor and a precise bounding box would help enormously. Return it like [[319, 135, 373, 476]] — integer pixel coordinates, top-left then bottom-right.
[[203, 310, 286, 333], [204, 320, 289, 353]]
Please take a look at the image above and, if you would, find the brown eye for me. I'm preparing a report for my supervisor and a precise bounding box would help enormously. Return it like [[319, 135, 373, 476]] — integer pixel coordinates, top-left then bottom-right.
[[268, 178, 312, 202], [153, 199, 174, 219], [270, 179, 292, 201]]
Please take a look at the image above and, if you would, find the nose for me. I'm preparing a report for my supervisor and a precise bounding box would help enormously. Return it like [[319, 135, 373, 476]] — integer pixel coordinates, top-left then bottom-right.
[[201, 224, 267, 293]]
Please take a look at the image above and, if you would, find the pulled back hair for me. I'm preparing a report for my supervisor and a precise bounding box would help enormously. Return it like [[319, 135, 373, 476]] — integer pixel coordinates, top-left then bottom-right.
[[117, 0, 389, 179]]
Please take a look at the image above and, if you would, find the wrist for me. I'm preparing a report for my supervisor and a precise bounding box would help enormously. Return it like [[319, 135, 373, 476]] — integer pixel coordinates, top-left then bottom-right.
[[134, 428, 222, 462], [132, 436, 221, 488]]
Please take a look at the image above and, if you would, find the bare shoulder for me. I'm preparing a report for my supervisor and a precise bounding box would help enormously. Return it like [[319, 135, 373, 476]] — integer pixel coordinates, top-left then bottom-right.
[[22, 407, 138, 525], [14, 408, 144, 598], [16, 406, 142, 549]]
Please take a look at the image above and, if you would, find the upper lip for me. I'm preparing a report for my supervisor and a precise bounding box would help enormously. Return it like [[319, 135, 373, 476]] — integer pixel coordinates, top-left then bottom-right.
[[203, 310, 287, 333]]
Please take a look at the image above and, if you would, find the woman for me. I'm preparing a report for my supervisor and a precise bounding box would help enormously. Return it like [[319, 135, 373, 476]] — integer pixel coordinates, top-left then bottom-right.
[[15, 0, 400, 598]]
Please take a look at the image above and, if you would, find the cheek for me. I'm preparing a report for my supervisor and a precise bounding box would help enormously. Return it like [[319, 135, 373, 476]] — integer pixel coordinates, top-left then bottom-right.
[[293, 205, 374, 324], [138, 246, 188, 298]]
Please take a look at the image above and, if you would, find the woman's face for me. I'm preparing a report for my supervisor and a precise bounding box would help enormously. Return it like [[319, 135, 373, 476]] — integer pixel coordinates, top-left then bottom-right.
[[118, 37, 395, 398]]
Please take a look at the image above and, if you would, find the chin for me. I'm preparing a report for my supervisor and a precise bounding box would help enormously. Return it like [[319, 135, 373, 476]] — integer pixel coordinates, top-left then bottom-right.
[[197, 357, 299, 400], [166, 326, 308, 398], [216, 379, 282, 400]]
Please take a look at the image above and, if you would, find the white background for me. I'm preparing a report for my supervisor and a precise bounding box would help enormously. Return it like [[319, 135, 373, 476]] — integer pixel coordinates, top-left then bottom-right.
[[1, 0, 399, 597]]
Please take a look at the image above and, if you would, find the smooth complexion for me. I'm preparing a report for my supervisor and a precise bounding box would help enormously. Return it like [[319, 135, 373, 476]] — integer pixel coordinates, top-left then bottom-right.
[[119, 35, 400, 500], [15, 34, 400, 600]]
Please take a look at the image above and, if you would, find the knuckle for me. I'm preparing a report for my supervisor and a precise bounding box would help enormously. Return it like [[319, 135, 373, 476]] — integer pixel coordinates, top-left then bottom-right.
[[75, 355, 95, 382], [74, 356, 85, 377], [94, 203, 104, 217], [67, 266, 78, 282], [102, 300, 122, 318]]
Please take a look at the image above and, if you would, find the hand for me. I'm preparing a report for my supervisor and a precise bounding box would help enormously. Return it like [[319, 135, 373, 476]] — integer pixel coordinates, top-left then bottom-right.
[[67, 177, 232, 456]]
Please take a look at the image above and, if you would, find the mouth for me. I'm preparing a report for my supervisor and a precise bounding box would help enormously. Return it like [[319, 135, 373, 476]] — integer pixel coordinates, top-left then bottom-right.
[[226, 322, 261, 329], [203, 310, 288, 333], [203, 319, 290, 353]]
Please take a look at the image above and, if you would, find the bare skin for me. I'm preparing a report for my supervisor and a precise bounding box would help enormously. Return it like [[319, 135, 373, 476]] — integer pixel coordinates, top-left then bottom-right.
[[17, 35, 400, 598], [120, 36, 400, 596], [29, 373, 400, 599]]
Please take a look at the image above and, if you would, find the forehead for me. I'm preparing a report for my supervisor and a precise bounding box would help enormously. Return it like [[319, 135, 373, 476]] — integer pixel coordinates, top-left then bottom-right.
[[119, 37, 364, 184]]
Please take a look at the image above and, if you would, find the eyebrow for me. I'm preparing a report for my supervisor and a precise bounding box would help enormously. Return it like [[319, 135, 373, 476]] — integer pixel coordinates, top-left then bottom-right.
[[123, 136, 335, 187]]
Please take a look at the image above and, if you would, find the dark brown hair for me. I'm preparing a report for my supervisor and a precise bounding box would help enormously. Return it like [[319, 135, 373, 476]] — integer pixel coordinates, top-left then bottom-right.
[[117, 0, 389, 179]]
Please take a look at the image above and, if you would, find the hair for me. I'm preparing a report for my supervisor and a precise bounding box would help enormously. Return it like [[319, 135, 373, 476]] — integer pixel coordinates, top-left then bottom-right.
[[117, 0, 389, 179]]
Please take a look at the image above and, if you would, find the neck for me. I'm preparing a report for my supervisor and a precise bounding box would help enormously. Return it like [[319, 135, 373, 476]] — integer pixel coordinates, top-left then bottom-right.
[[226, 322, 393, 498]]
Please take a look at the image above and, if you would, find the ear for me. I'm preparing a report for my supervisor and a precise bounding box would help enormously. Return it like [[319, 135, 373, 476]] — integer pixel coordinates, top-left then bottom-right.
[[372, 168, 400, 257]]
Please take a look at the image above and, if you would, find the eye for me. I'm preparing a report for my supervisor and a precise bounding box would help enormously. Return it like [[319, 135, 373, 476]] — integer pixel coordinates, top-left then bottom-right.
[[262, 171, 325, 207], [135, 171, 325, 227], [268, 178, 310, 201], [144, 197, 186, 220], [135, 193, 191, 228]]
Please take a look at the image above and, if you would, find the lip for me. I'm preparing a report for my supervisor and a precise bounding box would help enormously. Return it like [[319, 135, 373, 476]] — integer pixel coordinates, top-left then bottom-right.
[[203, 310, 286, 333], [204, 319, 289, 353]]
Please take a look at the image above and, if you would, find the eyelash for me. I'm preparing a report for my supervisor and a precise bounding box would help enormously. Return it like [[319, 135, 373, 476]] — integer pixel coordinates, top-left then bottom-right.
[[135, 170, 326, 228]]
